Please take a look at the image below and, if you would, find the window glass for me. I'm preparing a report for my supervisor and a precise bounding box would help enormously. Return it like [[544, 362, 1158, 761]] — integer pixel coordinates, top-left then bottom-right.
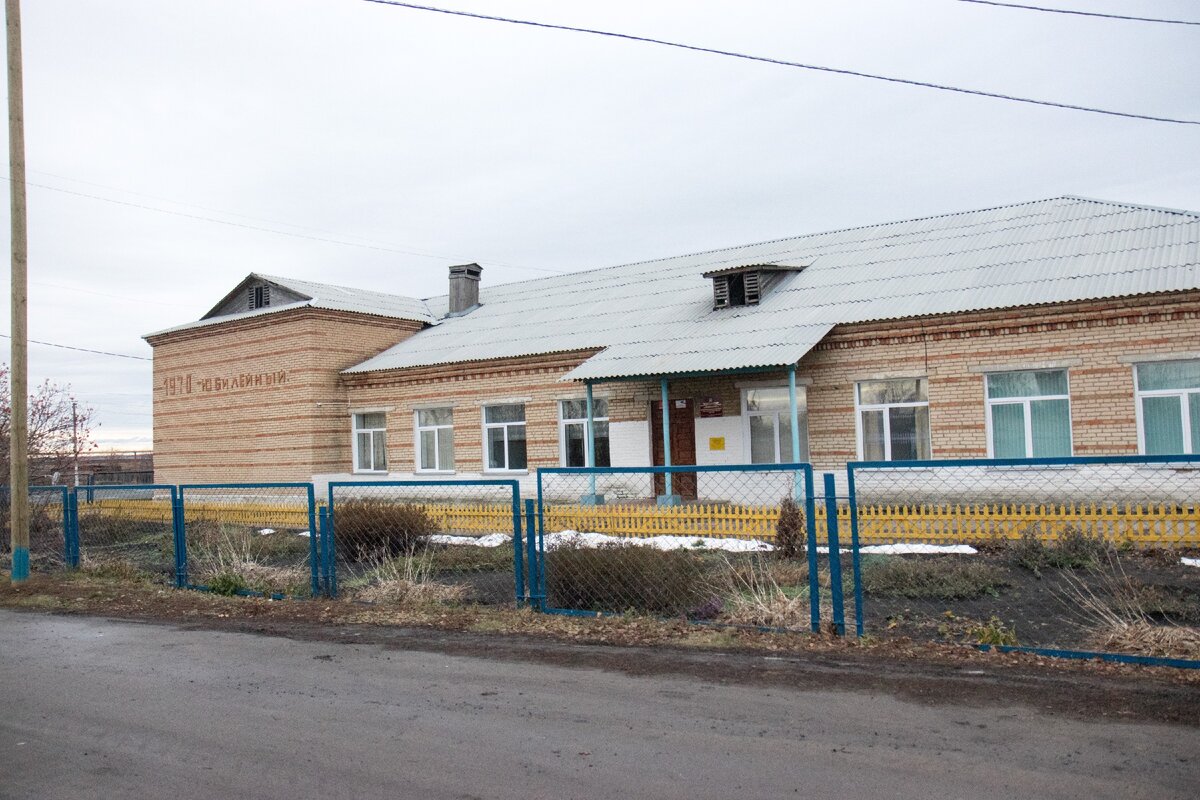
[[355, 432, 373, 471], [745, 386, 809, 463], [888, 406, 930, 460], [356, 412, 386, 429], [1142, 395, 1184, 455], [861, 409, 886, 461], [986, 370, 1069, 399], [353, 412, 387, 471], [437, 428, 454, 470], [371, 431, 387, 471], [990, 403, 1026, 458], [858, 378, 926, 405], [418, 407, 452, 426], [1191, 395, 1200, 454], [1137, 361, 1200, 392], [485, 404, 525, 424], [560, 399, 610, 467], [507, 423, 527, 470], [1030, 398, 1071, 457], [745, 387, 790, 413], [487, 427, 507, 470], [749, 415, 777, 464]]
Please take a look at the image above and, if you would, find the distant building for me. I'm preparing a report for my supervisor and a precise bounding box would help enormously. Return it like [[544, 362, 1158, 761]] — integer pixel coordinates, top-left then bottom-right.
[[144, 197, 1200, 496]]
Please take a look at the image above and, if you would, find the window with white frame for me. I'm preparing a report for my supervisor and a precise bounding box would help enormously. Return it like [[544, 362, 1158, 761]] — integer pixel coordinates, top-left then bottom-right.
[[856, 378, 931, 461], [743, 386, 809, 463], [1135, 360, 1200, 455], [352, 412, 387, 472], [415, 408, 454, 471], [484, 404, 527, 471], [986, 370, 1072, 458], [560, 399, 610, 467]]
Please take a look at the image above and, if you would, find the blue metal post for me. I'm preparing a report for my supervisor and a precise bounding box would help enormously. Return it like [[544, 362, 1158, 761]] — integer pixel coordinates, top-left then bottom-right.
[[658, 377, 676, 504], [173, 490, 188, 589], [65, 490, 79, 568], [824, 473, 845, 636], [306, 487, 319, 598], [847, 467, 864, 638], [524, 499, 541, 609], [581, 382, 604, 505], [512, 487, 524, 604], [805, 467, 820, 632], [317, 507, 330, 597], [787, 364, 801, 462]]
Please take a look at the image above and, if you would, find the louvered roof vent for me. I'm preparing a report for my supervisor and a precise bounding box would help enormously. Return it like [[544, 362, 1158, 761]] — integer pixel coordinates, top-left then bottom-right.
[[703, 263, 806, 310]]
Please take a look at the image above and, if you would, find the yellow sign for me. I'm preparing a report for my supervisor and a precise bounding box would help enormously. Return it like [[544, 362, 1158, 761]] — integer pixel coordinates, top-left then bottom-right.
[[709, 437, 726, 451]]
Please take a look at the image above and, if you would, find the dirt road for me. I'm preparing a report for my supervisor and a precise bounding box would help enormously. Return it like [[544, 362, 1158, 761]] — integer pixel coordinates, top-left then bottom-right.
[[0, 609, 1196, 799]]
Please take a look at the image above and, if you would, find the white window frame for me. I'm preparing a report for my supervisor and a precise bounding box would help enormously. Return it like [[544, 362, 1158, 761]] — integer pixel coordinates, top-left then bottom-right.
[[414, 407, 455, 473], [558, 398, 610, 468], [1133, 361, 1200, 455], [984, 370, 1073, 459], [854, 378, 931, 461], [351, 411, 388, 474], [482, 403, 527, 473], [740, 384, 808, 464]]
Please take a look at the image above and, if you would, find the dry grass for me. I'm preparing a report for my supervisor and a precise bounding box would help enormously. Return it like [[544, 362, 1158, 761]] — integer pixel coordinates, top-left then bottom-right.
[[713, 556, 809, 629], [191, 529, 308, 595], [352, 551, 469, 605], [1059, 551, 1200, 659]]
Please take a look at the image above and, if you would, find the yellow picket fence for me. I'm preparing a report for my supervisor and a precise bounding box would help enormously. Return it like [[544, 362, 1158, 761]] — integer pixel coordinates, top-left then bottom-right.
[[77, 498, 1200, 547]]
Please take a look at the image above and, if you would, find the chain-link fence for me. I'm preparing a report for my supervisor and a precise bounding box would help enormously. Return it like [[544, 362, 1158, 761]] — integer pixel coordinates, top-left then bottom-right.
[[847, 456, 1200, 655], [326, 480, 521, 606], [0, 486, 70, 574], [179, 483, 318, 598], [536, 465, 847, 633], [75, 485, 177, 583]]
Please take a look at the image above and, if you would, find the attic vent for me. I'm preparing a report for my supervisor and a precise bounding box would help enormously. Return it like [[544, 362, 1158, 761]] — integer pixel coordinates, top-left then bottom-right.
[[703, 263, 807, 310], [249, 284, 271, 310]]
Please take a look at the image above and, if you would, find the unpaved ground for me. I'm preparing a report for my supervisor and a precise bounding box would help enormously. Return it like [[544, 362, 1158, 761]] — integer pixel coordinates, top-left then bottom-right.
[[1, 573, 1198, 726]]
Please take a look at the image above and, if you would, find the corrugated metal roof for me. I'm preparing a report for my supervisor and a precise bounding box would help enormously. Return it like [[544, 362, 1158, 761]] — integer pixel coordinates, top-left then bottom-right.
[[144, 273, 436, 338], [345, 197, 1199, 380]]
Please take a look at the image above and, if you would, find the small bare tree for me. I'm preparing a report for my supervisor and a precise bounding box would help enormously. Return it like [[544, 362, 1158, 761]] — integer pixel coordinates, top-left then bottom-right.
[[0, 364, 98, 484]]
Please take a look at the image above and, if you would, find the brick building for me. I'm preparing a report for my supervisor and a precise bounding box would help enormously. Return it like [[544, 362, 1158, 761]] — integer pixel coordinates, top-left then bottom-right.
[[145, 197, 1200, 497]]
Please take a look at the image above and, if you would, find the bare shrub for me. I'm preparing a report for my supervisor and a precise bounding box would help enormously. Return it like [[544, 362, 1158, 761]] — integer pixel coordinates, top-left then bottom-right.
[[334, 499, 440, 559], [546, 541, 707, 616], [190, 528, 307, 596], [714, 555, 808, 629], [774, 496, 804, 559]]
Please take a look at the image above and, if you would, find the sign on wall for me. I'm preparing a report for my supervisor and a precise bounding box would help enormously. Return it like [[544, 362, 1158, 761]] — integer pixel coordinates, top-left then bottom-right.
[[699, 396, 723, 417], [161, 370, 289, 396]]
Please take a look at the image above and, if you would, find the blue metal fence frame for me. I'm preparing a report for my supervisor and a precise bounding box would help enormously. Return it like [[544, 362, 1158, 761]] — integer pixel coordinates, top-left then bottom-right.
[[325, 479, 523, 600], [535, 463, 820, 629], [845, 453, 1200, 646], [178, 482, 319, 596], [70, 484, 180, 581]]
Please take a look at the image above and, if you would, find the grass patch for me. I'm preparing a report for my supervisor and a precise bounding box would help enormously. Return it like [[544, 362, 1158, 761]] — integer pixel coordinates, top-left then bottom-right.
[[189, 528, 309, 596], [351, 551, 469, 605], [862, 557, 1010, 600], [1011, 525, 1115, 575], [428, 543, 514, 574], [712, 555, 809, 629]]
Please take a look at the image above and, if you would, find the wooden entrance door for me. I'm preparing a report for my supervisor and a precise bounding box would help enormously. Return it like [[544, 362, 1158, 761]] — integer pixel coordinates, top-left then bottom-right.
[[651, 398, 698, 500]]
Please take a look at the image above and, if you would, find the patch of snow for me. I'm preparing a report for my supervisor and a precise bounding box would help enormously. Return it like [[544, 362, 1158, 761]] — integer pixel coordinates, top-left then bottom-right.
[[860, 543, 977, 555], [429, 533, 511, 548], [257, 528, 276, 535], [296, 531, 310, 538], [544, 530, 773, 553], [1183, 557, 1200, 568]]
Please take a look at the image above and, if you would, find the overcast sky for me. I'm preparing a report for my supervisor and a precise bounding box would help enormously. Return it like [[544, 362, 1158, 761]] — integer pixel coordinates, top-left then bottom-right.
[[2, 0, 1197, 450]]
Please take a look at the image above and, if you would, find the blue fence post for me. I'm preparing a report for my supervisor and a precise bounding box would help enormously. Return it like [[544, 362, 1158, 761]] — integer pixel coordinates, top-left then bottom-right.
[[64, 489, 80, 569], [513, 492, 526, 605], [317, 506, 330, 597], [306, 485, 319, 598], [524, 498, 541, 610], [173, 488, 188, 589], [805, 466, 820, 633], [846, 466, 864, 638], [823, 473, 845, 636]]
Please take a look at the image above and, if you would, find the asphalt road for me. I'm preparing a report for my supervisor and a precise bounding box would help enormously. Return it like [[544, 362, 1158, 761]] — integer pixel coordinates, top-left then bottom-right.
[[0, 610, 1196, 799]]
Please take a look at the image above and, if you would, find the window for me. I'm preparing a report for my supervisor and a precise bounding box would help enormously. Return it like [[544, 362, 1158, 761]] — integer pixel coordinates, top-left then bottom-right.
[[560, 399, 611, 467], [484, 404, 527, 471], [415, 408, 454, 471], [352, 412, 387, 472], [986, 370, 1072, 458], [1135, 360, 1200, 455], [248, 284, 270, 310], [856, 378, 931, 461], [743, 387, 809, 463]]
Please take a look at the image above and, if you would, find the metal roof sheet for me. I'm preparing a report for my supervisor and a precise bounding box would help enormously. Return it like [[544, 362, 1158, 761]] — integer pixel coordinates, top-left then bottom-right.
[[344, 197, 1199, 380], [144, 272, 436, 338]]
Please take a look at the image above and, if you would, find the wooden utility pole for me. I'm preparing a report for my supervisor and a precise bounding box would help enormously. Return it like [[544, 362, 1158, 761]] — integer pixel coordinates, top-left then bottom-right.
[[7, 0, 28, 582]]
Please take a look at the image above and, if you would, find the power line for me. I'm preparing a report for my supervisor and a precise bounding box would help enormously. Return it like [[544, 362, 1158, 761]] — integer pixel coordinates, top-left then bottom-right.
[[956, 0, 1200, 26], [8, 176, 566, 275], [0, 332, 151, 361], [360, 1, 1200, 125]]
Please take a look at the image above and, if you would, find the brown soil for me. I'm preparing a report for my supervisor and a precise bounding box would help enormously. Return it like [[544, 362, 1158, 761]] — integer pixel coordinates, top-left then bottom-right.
[[2, 572, 1198, 727]]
